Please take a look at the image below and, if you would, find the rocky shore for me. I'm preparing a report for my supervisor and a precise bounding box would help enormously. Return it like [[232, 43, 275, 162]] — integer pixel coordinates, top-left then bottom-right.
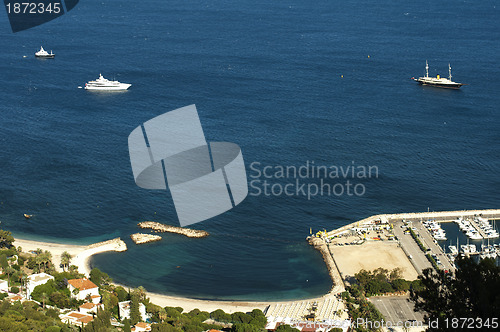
[[130, 233, 162, 245], [307, 237, 344, 294], [138, 221, 210, 238]]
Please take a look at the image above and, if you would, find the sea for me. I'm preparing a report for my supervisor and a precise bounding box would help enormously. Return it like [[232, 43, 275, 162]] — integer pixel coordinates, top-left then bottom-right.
[[0, 0, 499, 301]]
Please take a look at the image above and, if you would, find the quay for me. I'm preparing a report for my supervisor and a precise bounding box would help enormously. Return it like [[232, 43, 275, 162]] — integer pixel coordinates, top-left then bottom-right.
[[326, 209, 500, 238], [468, 218, 488, 239]]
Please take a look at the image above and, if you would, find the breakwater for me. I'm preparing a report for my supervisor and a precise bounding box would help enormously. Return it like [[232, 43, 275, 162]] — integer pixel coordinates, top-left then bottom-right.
[[307, 237, 345, 294], [326, 209, 500, 237], [86, 238, 127, 251], [130, 233, 163, 245], [138, 221, 210, 238]]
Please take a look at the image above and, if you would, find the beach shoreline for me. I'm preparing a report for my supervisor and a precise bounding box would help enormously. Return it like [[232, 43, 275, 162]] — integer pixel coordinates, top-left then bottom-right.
[[12, 237, 127, 277], [11, 235, 278, 313]]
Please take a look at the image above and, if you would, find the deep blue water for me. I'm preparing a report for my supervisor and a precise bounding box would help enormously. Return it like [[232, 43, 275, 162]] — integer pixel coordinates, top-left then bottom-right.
[[0, 0, 499, 300]]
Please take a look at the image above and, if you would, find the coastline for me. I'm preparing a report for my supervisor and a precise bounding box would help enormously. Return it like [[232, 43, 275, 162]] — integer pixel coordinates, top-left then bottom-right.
[[11, 235, 327, 313], [13, 237, 126, 277], [12, 209, 496, 314]]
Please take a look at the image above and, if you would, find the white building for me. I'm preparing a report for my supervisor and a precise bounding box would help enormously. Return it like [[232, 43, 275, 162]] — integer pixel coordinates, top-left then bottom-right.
[[119, 300, 147, 321], [67, 278, 101, 304], [26, 273, 54, 299], [79, 302, 104, 315], [59, 311, 94, 327], [133, 322, 152, 331], [0, 279, 9, 293]]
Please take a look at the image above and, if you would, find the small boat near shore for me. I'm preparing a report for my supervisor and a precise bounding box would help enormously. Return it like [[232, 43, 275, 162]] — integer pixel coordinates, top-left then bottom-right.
[[412, 61, 465, 89], [35, 46, 55, 59]]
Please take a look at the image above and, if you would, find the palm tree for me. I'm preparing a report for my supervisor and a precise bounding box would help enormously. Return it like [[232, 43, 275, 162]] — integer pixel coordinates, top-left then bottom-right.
[[40, 292, 48, 308], [43, 251, 52, 271], [20, 272, 28, 298], [136, 286, 147, 302], [5, 266, 15, 287], [61, 251, 72, 271]]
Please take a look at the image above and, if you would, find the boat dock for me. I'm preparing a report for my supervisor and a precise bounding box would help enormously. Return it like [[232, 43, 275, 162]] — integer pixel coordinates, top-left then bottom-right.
[[468, 218, 488, 239], [326, 209, 500, 237]]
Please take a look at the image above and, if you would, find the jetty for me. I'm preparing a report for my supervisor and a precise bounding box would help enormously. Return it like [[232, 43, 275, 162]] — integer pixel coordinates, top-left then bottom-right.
[[326, 209, 500, 238], [307, 237, 345, 294], [468, 218, 487, 239], [86, 238, 127, 251], [130, 233, 162, 245], [138, 221, 209, 238]]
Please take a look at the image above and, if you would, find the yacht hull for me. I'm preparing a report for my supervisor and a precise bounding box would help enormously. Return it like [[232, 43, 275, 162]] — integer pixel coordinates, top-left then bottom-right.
[[85, 84, 131, 91]]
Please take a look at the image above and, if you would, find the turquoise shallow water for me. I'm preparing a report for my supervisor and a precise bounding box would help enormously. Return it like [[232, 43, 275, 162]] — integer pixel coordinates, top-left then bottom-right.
[[0, 0, 499, 300]]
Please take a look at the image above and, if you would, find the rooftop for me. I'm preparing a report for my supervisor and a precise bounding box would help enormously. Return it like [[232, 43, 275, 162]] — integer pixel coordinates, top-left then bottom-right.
[[28, 272, 54, 283], [67, 278, 98, 290]]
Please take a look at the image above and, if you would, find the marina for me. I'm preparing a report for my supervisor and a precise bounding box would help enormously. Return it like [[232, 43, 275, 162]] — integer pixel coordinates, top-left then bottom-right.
[[310, 209, 500, 287]]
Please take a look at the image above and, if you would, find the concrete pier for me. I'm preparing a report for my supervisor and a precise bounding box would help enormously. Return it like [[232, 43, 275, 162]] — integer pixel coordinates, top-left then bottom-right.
[[326, 209, 500, 237], [468, 218, 487, 239]]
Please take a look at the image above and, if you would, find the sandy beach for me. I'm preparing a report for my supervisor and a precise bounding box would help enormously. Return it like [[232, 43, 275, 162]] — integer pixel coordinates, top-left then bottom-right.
[[142, 291, 269, 313], [13, 237, 127, 277], [12, 236, 272, 313]]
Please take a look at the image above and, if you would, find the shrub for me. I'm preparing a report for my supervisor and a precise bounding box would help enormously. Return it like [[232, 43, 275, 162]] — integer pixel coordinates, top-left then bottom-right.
[[45, 327, 61, 332], [10, 286, 19, 294]]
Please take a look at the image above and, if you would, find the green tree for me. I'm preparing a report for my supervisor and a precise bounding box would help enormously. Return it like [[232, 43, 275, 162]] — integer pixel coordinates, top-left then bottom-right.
[[0, 254, 8, 270], [60, 251, 72, 272], [114, 286, 129, 302], [5, 266, 16, 287], [231, 323, 263, 332], [82, 308, 111, 332], [151, 323, 182, 332], [0, 230, 14, 248], [248, 308, 267, 328], [410, 256, 500, 332], [231, 311, 252, 324], [89, 268, 112, 288], [392, 278, 410, 292], [123, 319, 131, 332], [129, 292, 142, 325], [40, 292, 48, 309], [210, 308, 231, 322]]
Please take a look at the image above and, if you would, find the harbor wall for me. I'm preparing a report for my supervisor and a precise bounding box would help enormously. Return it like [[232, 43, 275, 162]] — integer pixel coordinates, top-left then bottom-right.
[[326, 209, 500, 237]]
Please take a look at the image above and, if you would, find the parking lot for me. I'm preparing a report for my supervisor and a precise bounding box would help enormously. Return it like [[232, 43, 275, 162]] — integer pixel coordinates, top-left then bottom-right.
[[370, 296, 425, 328]]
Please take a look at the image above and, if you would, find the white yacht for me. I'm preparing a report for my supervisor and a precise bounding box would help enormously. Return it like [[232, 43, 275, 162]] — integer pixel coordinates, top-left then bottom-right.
[[448, 245, 458, 255], [466, 230, 483, 240], [485, 230, 499, 239], [432, 230, 447, 241], [412, 61, 465, 89], [84, 74, 131, 91], [461, 244, 477, 254], [35, 46, 55, 58]]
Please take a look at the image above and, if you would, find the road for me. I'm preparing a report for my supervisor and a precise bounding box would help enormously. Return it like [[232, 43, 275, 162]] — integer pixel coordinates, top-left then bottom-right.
[[393, 222, 433, 274]]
